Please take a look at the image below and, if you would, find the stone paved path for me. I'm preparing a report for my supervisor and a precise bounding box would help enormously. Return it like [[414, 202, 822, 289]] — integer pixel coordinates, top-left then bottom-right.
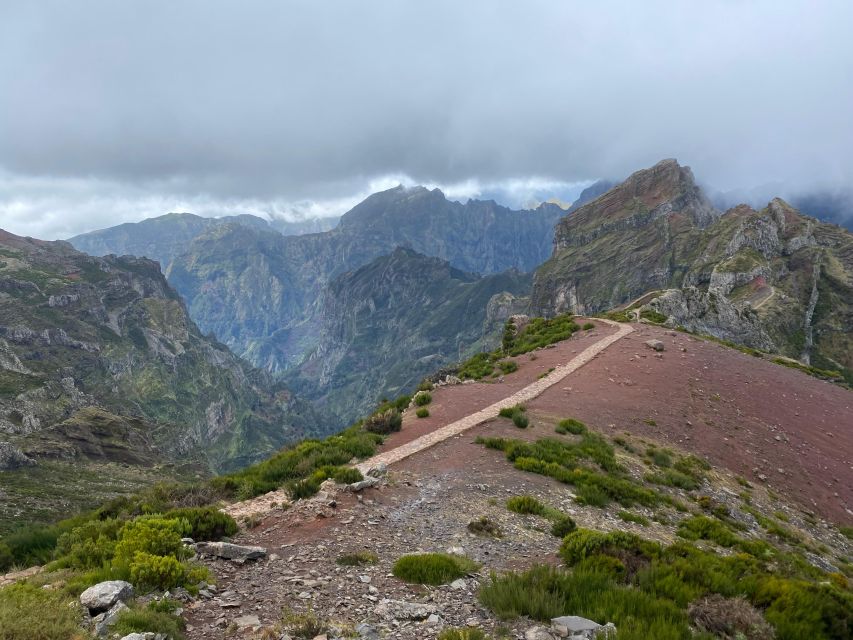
[[355, 319, 632, 473], [225, 319, 633, 519]]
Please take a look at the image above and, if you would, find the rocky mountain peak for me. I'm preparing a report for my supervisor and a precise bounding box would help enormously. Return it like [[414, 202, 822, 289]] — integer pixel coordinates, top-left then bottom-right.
[[551, 159, 719, 255]]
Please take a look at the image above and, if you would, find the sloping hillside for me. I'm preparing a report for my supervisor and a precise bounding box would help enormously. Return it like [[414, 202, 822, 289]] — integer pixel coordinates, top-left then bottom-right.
[[0, 229, 324, 530], [286, 248, 531, 422]]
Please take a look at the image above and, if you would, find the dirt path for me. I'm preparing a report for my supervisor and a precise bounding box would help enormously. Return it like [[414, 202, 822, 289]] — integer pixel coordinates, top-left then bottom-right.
[[225, 318, 633, 519], [355, 319, 632, 473]]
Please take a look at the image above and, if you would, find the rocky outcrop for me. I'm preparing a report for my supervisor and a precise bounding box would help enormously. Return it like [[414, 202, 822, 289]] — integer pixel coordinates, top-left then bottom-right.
[[0, 442, 35, 469], [0, 228, 326, 531], [532, 160, 853, 378]]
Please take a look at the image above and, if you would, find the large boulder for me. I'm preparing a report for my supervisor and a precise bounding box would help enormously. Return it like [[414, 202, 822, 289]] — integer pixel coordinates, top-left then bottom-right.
[[92, 600, 129, 636], [195, 541, 266, 562], [79, 580, 134, 614], [0, 443, 36, 470]]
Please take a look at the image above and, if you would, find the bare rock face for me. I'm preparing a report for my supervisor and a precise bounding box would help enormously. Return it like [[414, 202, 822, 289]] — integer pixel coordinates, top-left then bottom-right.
[[79, 580, 134, 615], [533, 159, 853, 376], [0, 442, 35, 470]]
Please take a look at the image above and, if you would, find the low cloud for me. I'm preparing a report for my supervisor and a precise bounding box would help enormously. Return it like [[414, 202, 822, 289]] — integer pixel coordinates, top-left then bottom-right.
[[1, 1, 851, 238]]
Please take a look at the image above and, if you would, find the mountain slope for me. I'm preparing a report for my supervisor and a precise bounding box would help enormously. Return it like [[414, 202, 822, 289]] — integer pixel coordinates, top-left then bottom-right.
[[165, 188, 562, 377], [285, 248, 531, 422], [532, 159, 853, 379], [0, 229, 325, 528], [68, 211, 338, 272]]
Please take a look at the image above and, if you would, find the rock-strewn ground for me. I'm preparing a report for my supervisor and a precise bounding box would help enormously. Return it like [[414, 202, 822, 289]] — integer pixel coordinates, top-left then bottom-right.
[[186, 319, 852, 639]]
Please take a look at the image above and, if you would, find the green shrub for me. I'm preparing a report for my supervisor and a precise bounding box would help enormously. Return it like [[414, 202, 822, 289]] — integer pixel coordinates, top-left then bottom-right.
[[506, 495, 546, 516], [459, 352, 499, 380], [114, 602, 186, 640], [550, 515, 577, 538], [414, 391, 432, 406], [499, 404, 525, 418], [618, 511, 650, 526], [498, 360, 518, 374], [392, 553, 479, 585], [336, 550, 378, 566], [287, 477, 321, 500], [164, 507, 237, 541], [416, 407, 430, 418], [0, 525, 62, 568], [363, 408, 403, 434], [0, 582, 82, 640], [556, 418, 587, 435], [480, 565, 688, 637], [129, 551, 188, 591], [582, 322, 595, 330], [644, 469, 700, 491], [438, 628, 490, 640], [677, 516, 738, 548], [575, 484, 609, 507], [512, 412, 529, 428], [113, 517, 187, 571], [560, 529, 660, 567], [54, 518, 122, 569], [417, 380, 434, 392], [506, 314, 579, 356], [640, 309, 667, 324], [650, 449, 673, 468], [468, 517, 503, 538], [329, 466, 363, 485]]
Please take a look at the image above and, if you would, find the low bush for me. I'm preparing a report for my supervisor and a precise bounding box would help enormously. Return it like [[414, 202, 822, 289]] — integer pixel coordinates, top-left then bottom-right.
[[498, 404, 525, 418], [438, 628, 490, 640], [468, 517, 503, 538], [416, 407, 430, 418], [506, 495, 546, 516], [505, 314, 579, 356], [459, 352, 500, 380], [336, 550, 378, 566], [129, 551, 189, 591], [287, 477, 321, 500], [480, 565, 687, 637], [413, 391, 432, 406], [582, 322, 595, 330], [392, 553, 479, 585], [640, 309, 667, 324], [113, 602, 186, 640], [512, 412, 529, 428], [363, 408, 403, 434], [676, 516, 738, 548], [688, 594, 774, 640], [556, 418, 587, 435], [498, 360, 518, 374], [164, 507, 237, 541], [618, 511, 650, 526], [559, 529, 660, 567], [0, 582, 82, 640], [550, 515, 577, 538]]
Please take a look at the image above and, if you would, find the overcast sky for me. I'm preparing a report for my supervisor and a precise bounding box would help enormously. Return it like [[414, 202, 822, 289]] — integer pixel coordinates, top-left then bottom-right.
[[1, 1, 852, 239]]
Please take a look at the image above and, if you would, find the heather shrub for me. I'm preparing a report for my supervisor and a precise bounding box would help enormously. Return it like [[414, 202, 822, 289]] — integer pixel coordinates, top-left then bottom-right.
[[392, 553, 478, 585]]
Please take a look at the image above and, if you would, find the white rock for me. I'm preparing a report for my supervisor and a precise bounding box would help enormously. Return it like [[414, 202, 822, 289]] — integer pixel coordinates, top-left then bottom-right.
[[80, 580, 134, 614]]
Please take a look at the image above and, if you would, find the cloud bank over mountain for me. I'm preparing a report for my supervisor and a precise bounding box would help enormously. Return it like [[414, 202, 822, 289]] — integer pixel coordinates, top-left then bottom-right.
[[1, 1, 851, 238]]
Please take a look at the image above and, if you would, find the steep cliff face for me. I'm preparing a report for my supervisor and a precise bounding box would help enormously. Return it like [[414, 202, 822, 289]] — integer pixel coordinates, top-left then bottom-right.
[[0, 229, 322, 475], [284, 248, 531, 423], [532, 161, 853, 380], [165, 188, 561, 377]]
